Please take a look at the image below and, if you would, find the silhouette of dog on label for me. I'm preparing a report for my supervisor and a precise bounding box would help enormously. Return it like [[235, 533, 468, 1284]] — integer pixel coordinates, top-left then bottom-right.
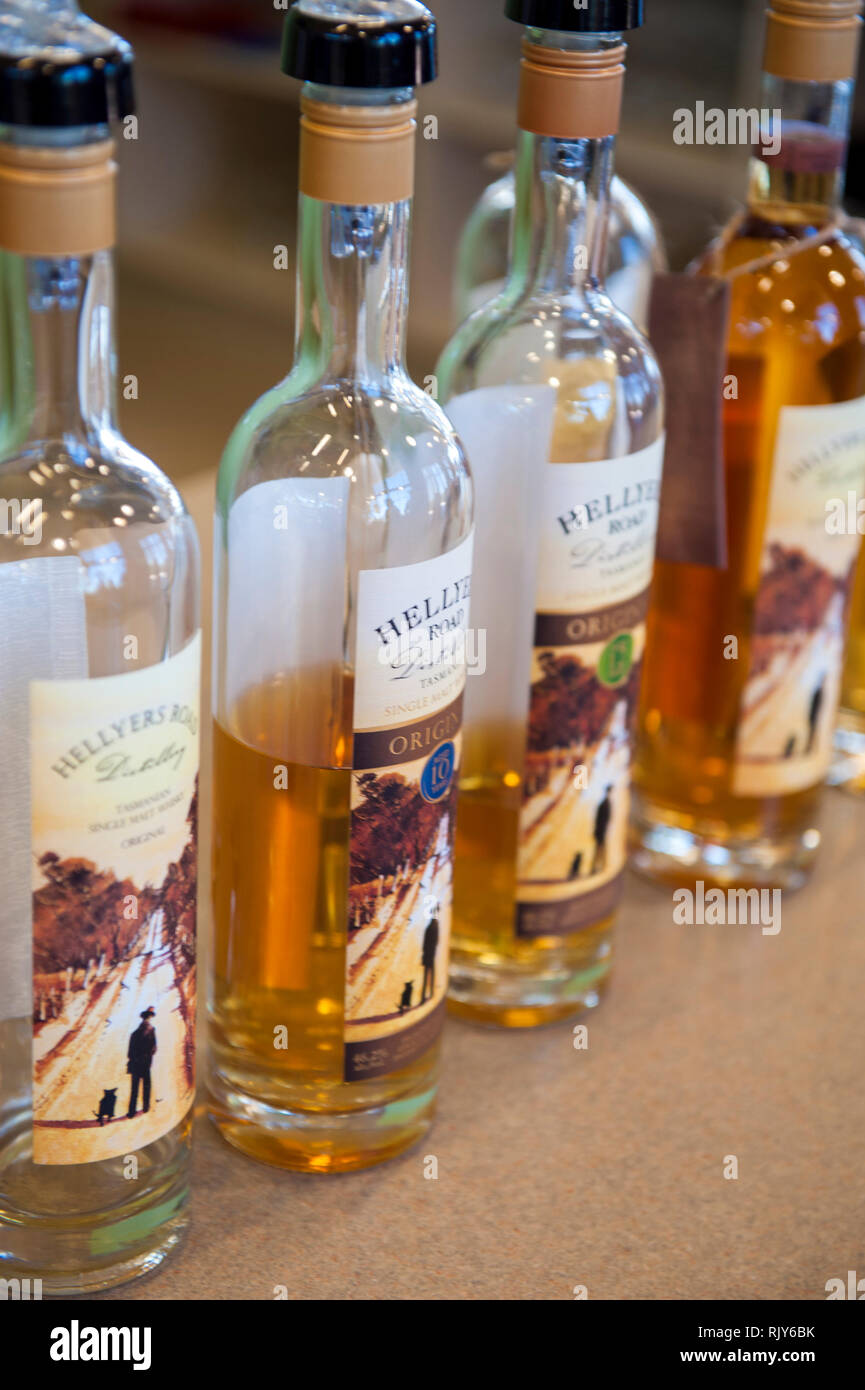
[[398, 982, 413, 1015], [94, 1088, 118, 1125]]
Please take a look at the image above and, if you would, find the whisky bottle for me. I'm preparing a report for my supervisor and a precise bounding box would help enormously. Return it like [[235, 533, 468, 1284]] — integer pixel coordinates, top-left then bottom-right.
[[634, 0, 865, 887], [454, 156, 666, 328], [0, 6, 200, 1293], [437, 0, 663, 1026], [210, 1, 473, 1171]]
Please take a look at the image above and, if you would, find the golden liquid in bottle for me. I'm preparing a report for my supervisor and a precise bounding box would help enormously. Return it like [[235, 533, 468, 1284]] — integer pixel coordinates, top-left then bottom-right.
[[209, 671, 439, 1171], [635, 185, 865, 884], [452, 738, 614, 1026]]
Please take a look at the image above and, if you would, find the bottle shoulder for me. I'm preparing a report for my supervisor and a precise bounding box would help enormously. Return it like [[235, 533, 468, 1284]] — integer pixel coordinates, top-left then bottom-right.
[[698, 221, 865, 346], [439, 288, 663, 412], [218, 372, 472, 516], [0, 430, 191, 517], [0, 432, 198, 579]]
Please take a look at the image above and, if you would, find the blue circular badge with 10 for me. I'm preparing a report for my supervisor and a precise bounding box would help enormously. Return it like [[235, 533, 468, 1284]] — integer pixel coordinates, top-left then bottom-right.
[[420, 740, 456, 803]]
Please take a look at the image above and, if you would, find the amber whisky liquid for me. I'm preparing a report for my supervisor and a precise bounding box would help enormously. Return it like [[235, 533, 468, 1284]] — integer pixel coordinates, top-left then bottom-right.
[[209, 674, 440, 1171], [452, 761, 614, 1026], [635, 169, 865, 886]]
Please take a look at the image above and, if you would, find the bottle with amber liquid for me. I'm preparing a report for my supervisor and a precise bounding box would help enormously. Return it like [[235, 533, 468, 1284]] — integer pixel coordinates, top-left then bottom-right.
[[437, 0, 664, 1026], [634, 0, 865, 889], [210, 2, 473, 1171]]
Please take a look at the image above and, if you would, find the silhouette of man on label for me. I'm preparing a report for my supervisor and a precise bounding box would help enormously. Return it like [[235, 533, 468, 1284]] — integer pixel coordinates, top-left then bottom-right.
[[592, 785, 614, 875], [420, 915, 439, 1004], [127, 1007, 157, 1118], [807, 678, 825, 754]]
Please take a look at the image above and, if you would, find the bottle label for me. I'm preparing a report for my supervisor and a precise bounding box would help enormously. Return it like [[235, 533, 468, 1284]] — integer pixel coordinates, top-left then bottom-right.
[[515, 439, 665, 937], [344, 535, 473, 1082], [31, 634, 200, 1166], [732, 397, 865, 797]]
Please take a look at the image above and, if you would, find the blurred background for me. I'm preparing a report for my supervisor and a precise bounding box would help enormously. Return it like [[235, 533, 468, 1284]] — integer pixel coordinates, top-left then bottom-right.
[[83, 0, 865, 485]]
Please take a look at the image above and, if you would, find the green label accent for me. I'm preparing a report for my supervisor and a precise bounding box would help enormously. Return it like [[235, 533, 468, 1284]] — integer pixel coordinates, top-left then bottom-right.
[[598, 633, 633, 688]]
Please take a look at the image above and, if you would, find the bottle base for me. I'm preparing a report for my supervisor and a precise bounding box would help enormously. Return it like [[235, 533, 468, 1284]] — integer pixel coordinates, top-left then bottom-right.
[[447, 940, 612, 1029], [206, 1069, 436, 1174], [0, 1225, 186, 1298], [629, 793, 819, 892], [0, 1094, 191, 1297]]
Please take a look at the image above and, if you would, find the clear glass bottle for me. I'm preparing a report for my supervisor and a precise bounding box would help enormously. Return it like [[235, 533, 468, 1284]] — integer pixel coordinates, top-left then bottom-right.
[[633, 0, 865, 888], [209, 2, 473, 1171], [0, 7, 200, 1294], [437, 0, 663, 1027], [454, 157, 666, 329]]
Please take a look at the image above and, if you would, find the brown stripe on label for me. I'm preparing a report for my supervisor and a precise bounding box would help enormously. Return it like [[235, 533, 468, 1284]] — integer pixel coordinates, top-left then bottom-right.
[[535, 590, 650, 649], [515, 873, 625, 939], [353, 693, 464, 772], [344, 997, 446, 1082]]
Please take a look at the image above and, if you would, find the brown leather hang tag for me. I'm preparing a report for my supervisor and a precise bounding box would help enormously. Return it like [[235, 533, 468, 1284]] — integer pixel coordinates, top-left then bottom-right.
[[649, 273, 730, 569]]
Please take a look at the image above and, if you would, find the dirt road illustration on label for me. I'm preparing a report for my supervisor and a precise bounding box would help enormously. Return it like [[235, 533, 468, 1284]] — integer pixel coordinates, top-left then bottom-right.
[[31, 637, 200, 1165], [734, 545, 852, 795], [519, 648, 641, 887], [733, 398, 865, 797], [344, 750, 458, 1080]]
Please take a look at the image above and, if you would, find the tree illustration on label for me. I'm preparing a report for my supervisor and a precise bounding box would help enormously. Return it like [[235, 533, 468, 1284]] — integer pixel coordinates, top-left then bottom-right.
[[32, 781, 198, 1165], [518, 651, 642, 887], [345, 765, 456, 1039]]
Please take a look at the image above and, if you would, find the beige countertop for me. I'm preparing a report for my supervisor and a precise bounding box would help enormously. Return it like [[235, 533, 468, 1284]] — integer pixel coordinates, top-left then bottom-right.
[[107, 471, 865, 1302]]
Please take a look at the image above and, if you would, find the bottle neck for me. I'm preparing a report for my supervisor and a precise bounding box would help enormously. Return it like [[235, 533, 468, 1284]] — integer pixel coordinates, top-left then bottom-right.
[[10, 248, 118, 449], [509, 128, 615, 298], [508, 29, 622, 301], [292, 84, 416, 388], [293, 193, 411, 386], [747, 69, 855, 228]]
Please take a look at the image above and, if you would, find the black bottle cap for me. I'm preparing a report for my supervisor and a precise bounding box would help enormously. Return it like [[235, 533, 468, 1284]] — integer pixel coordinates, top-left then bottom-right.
[[282, 0, 437, 89], [504, 0, 644, 31], [0, 4, 135, 129]]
